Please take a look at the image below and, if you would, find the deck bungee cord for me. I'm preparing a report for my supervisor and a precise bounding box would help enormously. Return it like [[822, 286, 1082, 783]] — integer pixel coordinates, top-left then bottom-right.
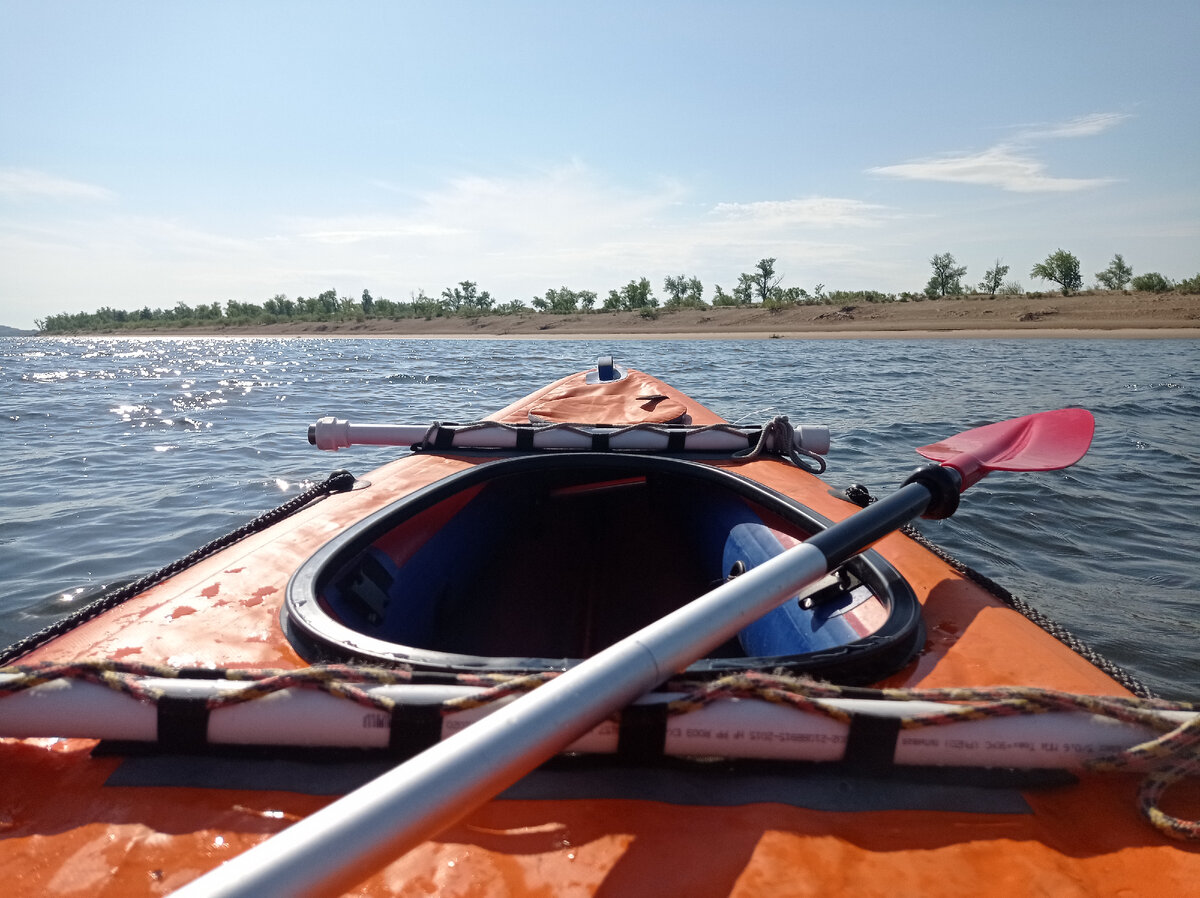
[[1, 660, 1196, 840], [311, 416, 831, 472]]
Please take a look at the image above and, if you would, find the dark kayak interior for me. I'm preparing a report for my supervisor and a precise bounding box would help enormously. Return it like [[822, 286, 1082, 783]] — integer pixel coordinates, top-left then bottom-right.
[[285, 454, 924, 683]]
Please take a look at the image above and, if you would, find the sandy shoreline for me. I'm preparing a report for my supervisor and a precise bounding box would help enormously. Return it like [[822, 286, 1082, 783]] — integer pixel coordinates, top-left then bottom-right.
[[52, 291, 1200, 340], [122, 328, 1199, 341]]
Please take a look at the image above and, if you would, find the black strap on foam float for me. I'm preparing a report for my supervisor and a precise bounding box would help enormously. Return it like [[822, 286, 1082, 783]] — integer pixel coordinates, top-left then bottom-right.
[[432, 424, 458, 450], [514, 428, 536, 451], [157, 695, 212, 752], [590, 431, 611, 451], [841, 714, 902, 772], [388, 703, 445, 757], [616, 702, 669, 760], [666, 429, 687, 452]]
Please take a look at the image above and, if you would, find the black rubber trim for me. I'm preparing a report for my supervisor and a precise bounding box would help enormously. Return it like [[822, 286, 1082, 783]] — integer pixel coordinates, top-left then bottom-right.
[[284, 453, 925, 684]]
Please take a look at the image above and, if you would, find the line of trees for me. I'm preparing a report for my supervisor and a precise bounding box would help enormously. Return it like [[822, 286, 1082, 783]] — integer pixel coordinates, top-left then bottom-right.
[[927, 249, 1196, 298], [34, 255, 1200, 334]]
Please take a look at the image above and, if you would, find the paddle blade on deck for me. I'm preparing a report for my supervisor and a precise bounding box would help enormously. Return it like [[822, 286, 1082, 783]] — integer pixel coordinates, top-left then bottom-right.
[[916, 408, 1094, 490]]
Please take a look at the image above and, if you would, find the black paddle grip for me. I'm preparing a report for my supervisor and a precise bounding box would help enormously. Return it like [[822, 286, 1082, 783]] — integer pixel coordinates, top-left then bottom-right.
[[807, 480, 934, 570]]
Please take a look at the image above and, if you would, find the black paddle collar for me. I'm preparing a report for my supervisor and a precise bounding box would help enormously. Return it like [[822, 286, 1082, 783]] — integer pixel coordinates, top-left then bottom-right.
[[904, 464, 961, 520]]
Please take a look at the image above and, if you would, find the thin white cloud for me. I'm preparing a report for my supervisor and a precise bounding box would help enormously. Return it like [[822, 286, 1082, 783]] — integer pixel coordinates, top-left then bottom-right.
[[868, 145, 1116, 193], [1017, 112, 1131, 140], [710, 197, 891, 228], [245, 165, 898, 302], [0, 168, 115, 201], [869, 112, 1127, 193], [289, 163, 686, 255]]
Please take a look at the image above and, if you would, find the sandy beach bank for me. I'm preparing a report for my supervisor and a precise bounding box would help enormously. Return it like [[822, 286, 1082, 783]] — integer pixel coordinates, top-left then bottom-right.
[[57, 291, 1200, 339]]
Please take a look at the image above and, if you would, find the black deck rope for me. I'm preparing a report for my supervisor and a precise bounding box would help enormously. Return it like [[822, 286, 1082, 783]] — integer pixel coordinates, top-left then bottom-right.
[[733, 415, 826, 474], [0, 470, 357, 666], [414, 418, 822, 468]]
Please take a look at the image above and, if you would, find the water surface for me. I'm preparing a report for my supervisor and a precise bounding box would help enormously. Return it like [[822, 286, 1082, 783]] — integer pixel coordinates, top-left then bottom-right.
[[2, 336, 1196, 697]]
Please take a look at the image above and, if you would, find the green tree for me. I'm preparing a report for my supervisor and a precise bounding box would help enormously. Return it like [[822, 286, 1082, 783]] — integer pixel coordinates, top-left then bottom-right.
[[316, 289, 339, 316], [1177, 273, 1200, 294], [338, 294, 361, 319], [269, 296, 286, 317], [732, 273, 756, 305], [1130, 272, 1173, 293], [925, 253, 967, 297], [778, 286, 809, 304], [410, 289, 442, 319], [537, 288, 573, 313], [442, 281, 494, 314], [361, 289, 375, 315], [538, 286, 592, 314], [1030, 250, 1083, 296], [978, 259, 1010, 296], [1095, 254, 1133, 291], [750, 258, 782, 303], [663, 274, 705, 309], [605, 277, 656, 310], [711, 285, 738, 306]]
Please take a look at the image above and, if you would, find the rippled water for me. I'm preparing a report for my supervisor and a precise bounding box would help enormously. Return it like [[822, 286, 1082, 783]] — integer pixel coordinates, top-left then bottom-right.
[[1, 336, 1197, 697]]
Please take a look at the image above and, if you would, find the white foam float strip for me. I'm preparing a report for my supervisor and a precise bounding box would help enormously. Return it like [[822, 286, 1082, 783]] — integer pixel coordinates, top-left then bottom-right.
[[1, 676, 1190, 769], [309, 418, 831, 455]]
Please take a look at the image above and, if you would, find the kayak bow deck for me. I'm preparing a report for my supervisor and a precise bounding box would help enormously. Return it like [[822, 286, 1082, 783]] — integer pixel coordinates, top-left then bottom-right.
[[1, 358, 1197, 897]]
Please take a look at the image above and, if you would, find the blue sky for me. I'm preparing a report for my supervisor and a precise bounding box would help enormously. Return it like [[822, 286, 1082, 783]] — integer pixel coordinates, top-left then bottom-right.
[[2, 1, 1197, 328]]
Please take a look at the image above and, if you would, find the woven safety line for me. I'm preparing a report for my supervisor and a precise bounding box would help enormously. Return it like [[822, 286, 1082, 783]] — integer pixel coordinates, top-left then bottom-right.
[[898, 520, 1158, 700], [839, 485, 1155, 700], [2, 661, 1196, 840]]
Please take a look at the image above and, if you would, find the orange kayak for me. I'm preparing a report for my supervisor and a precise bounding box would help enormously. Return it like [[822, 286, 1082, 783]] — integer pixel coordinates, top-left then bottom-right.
[[1, 358, 1196, 897]]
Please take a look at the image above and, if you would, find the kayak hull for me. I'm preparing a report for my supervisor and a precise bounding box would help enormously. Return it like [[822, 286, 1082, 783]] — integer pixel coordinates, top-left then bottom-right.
[[2, 364, 1196, 897]]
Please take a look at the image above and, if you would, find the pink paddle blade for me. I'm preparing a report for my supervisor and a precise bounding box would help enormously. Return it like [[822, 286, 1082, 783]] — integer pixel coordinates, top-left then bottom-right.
[[916, 408, 1095, 490]]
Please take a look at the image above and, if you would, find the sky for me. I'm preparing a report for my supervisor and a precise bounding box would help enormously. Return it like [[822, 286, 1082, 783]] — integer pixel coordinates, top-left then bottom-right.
[[1, 1, 1197, 329]]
